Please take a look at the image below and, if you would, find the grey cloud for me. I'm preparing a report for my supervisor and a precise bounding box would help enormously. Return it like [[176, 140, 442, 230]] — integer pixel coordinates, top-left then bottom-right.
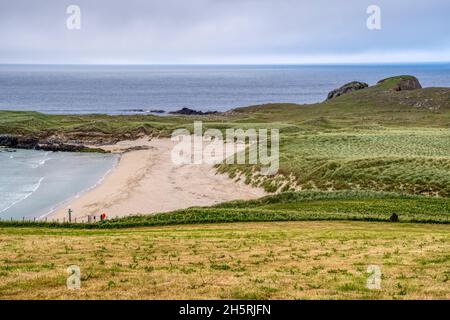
[[0, 0, 449, 63]]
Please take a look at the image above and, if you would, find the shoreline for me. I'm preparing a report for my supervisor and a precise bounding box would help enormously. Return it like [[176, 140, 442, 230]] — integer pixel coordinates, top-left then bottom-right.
[[49, 137, 267, 222], [38, 154, 121, 220]]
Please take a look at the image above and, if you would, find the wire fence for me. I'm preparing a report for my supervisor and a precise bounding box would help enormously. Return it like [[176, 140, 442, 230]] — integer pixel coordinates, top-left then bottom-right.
[[0, 213, 122, 224]]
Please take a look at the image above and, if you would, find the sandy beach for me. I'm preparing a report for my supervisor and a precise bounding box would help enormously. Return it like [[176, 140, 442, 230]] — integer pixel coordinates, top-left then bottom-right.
[[50, 137, 266, 221]]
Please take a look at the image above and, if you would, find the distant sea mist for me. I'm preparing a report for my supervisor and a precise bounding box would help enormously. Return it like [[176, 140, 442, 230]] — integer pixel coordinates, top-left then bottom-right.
[[1, 64, 450, 115]]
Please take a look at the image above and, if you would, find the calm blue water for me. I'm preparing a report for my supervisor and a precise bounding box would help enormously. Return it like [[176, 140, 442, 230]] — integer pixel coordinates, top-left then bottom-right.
[[1, 64, 450, 114], [0, 148, 118, 220]]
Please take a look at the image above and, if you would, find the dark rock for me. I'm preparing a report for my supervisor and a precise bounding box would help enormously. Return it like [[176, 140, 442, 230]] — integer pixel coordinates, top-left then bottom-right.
[[36, 143, 88, 152], [169, 107, 219, 115], [326, 81, 369, 100], [0, 134, 105, 153], [169, 107, 204, 115], [389, 213, 399, 222], [0, 135, 38, 149], [150, 109, 166, 114], [0, 135, 18, 147], [378, 76, 422, 91]]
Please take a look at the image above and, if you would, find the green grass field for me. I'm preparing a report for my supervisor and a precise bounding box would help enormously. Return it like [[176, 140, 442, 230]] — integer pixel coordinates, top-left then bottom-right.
[[0, 221, 449, 300]]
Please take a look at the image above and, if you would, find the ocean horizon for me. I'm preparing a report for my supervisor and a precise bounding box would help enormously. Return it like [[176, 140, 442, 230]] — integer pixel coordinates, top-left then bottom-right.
[[1, 63, 450, 115]]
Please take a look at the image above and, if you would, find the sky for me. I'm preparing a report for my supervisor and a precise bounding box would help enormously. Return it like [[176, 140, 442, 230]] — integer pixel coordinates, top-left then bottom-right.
[[0, 0, 449, 64]]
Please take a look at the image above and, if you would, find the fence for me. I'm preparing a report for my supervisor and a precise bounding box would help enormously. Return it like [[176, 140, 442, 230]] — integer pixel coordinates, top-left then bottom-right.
[[0, 214, 122, 224]]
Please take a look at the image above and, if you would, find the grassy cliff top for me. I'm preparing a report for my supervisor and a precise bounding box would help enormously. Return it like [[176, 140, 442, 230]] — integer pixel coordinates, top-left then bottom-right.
[[233, 75, 450, 128]]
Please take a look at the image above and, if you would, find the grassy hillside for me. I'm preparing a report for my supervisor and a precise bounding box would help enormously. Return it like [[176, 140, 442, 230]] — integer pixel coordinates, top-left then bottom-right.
[[217, 127, 450, 196], [233, 75, 450, 127], [1, 221, 448, 299], [0, 111, 189, 140]]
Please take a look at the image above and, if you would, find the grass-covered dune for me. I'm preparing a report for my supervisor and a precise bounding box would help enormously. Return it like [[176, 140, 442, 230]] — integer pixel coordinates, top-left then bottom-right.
[[0, 111, 187, 141], [0, 191, 449, 229], [217, 127, 450, 196], [76, 190, 450, 226]]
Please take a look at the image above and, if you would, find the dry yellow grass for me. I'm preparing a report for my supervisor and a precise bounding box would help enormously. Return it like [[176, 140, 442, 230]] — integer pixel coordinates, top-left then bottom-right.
[[0, 221, 449, 300]]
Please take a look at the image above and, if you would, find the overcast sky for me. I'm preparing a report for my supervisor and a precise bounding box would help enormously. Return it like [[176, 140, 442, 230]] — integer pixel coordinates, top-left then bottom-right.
[[0, 0, 449, 64]]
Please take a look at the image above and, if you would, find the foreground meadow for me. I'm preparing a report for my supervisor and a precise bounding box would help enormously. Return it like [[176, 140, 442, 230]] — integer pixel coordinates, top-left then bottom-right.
[[0, 221, 448, 300]]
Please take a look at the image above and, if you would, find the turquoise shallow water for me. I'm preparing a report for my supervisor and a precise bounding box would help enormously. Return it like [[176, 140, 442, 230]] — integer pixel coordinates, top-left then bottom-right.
[[0, 148, 118, 220]]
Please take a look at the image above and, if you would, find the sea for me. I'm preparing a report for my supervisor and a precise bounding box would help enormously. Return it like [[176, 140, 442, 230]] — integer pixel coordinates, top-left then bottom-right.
[[1, 63, 450, 220], [1, 64, 450, 114], [0, 149, 118, 220]]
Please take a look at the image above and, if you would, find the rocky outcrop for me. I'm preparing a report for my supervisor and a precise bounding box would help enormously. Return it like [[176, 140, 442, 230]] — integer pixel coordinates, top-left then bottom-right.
[[169, 107, 219, 115], [0, 134, 106, 153], [0, 135, 38, 149], [326, 81, 369, 100], [36, 143, 96, 152], [378, 76, 422, 91]]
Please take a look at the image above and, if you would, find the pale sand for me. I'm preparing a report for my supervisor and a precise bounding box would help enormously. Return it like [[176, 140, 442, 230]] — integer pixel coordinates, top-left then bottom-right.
[[50, 137, 266, 221]]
